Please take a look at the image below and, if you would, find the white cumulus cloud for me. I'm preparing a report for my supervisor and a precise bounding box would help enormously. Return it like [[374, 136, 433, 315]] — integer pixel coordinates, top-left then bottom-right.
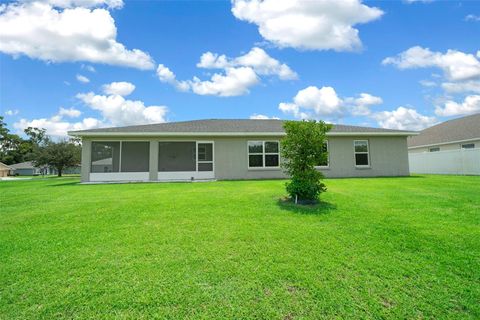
[[76, 74, 90, 83], [435, 95, 480, 117], [14, 108, 102, 137], [0, 1, 154, 69], [231, 0, 383, 51], [188, 67, 259, 97], [441, 81, 480, 94], [383, 46, 480, 81], [465, 14, 480, 22], [58, 107, 81, 117], [279, 86, 383, 120], [102, 81, 135, 96], [373, 107, 437, 131], [24, 0, 124, 9], [4, 109, 19, 116], [14, 81, 169, 137], [249, 114, 280, 120], [77, 85, 168, 126], [157, 47, 294, 97], [197, 47, 297, 80]]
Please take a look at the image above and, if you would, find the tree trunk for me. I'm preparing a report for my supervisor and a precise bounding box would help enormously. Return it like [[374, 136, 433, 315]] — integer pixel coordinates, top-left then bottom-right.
[[57, 168, 62, 177]]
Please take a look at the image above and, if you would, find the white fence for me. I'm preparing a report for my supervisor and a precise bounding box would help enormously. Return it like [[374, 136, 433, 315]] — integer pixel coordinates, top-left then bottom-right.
[[409, 148, 480, 175]]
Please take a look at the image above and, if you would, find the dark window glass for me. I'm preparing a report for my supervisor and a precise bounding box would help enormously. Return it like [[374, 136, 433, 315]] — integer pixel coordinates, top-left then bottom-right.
[[158, 142, 196, 172], [198, 163, 213, 171], [121, 142, 149, 172], [265, 154, 279, 167], [265, 141, 279, 153], [249, 155, 263, 167], [198, 143, 213, 161], [248, 141, 263, 153], [317, 141, 329, 166], [461, 143, 475, 149], [429, 147, 440, 152], [355, 153, 369, 166], [91, 142, 120, 173], [354, 141, 368, 152]]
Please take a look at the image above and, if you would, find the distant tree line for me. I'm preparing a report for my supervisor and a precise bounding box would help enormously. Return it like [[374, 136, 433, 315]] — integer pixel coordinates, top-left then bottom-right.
[[0, 116, 81, 176]]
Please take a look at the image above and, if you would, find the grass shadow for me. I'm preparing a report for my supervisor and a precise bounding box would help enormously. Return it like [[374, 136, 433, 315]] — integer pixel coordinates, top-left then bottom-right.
[[48, 181, 81, 187], [276, 197, 337, 215]]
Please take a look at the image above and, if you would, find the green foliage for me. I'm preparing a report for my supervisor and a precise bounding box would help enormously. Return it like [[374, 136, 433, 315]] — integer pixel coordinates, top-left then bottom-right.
[[0, 117, 48, 165], [281, 120, 331, 201], [34, 140, 81, 176]]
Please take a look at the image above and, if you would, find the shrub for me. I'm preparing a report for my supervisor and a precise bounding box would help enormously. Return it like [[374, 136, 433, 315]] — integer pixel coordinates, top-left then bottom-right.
[[281, 120, 331, 202]]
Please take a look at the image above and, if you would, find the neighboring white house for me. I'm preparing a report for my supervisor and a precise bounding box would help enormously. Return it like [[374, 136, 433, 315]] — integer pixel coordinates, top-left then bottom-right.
[[408, 113, 480, 175]]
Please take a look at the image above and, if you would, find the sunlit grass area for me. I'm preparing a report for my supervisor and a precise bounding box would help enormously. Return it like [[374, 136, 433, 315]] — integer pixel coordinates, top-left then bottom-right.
[[1, 175, 479, 319]]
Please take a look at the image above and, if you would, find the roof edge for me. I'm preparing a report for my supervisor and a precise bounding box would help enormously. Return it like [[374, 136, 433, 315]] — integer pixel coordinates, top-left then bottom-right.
[[68, 131, 418, 137], [408, 137, 480, 149]]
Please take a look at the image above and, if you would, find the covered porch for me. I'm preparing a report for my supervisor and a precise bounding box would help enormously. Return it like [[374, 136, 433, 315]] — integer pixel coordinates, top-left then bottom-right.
[[85, 140, 215, 183]]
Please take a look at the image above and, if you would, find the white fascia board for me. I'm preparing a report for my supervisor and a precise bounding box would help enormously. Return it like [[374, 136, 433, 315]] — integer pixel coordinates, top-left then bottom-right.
[[408, 137, 480, 149], [68, 131, 418, 137]]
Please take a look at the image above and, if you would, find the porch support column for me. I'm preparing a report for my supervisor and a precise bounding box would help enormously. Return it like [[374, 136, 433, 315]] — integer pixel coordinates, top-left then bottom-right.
[[149, 140, 158, 181], [80, 139, 91, 183]]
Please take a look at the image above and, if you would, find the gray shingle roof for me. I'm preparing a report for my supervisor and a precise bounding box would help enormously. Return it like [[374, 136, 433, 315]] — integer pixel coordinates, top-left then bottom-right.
[[9, 161, 36, 169], [69, 119, 413, 135], [408, 113, 480, 148]]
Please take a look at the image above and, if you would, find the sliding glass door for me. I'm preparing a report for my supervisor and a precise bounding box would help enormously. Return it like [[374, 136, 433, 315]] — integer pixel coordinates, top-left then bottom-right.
[[158, 141, 214, 180]]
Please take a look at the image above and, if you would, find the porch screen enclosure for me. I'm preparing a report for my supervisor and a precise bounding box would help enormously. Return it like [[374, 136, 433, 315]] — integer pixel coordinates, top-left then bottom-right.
[[158, 141, 214, 179]]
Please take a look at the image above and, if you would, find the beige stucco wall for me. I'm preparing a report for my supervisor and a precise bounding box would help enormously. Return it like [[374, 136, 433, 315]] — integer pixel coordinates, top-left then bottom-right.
[[409, 139, 480, 153], [79, 135, 410, 182], [214, 136, 410, 179]]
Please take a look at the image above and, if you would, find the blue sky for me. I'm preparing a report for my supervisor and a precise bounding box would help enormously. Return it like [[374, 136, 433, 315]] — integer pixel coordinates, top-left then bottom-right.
[[1, 0, 479, 136]]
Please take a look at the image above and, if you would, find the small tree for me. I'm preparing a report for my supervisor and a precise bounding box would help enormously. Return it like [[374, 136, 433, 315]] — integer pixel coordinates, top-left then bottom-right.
[[281, 120, 331, 202], [34, 140, 81, 177]]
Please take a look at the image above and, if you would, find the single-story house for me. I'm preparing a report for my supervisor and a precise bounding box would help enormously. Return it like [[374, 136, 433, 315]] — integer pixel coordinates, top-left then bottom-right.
[[9, 161, 81, 176], [68, 119, 416, 183], [0, 162, 14, 177], [9, 161, 48, 176], [11, 161, 81, 176], [408, 113, 480, 175], [408, 113, 479, 153]]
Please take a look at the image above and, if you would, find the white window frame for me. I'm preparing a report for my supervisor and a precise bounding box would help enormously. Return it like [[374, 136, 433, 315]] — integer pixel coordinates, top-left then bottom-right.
[[354, 140, 370, 168], [196, 141, 214, 172], [429, 147, 440, 152], [247, 140, 280, 169], [315, 140, 329, 169], [461, 143, 475, 149]]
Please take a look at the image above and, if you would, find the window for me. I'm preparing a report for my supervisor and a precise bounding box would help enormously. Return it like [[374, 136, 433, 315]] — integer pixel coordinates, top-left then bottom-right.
[[316, 140, 329, 167], [121, 142, 149, 172], [461, 143, 475, 149], [197, 143, 213, 172], [429, 147, 440, 152], [91, 142, 120, 173], [354, 140, 369, 167], [248, 141, 279, 168]]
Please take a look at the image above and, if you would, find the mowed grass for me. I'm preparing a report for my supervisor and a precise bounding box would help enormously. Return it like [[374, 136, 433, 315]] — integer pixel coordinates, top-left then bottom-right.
[[1, 175, 479, 319]]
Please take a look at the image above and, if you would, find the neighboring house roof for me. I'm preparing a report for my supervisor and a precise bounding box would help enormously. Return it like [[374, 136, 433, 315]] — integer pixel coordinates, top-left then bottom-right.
[[0, 162, 14, 170], [408, 113, 480, 148], [69, 119, 416, 137], [9, 161, 37, 169]]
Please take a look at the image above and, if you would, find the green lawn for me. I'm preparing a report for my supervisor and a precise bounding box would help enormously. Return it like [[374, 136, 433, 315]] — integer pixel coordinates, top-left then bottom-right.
[[1, 176, 479, 319]]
